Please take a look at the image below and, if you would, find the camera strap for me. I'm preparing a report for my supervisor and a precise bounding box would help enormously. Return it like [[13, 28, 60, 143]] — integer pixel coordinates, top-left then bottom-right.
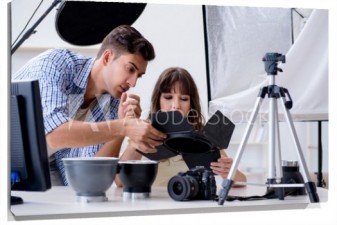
[[218, 188, 301, 202], [224, 191, 276, 202]]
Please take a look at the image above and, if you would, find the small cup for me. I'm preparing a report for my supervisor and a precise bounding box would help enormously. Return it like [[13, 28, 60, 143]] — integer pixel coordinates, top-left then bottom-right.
[[282, 160, 306, 196]]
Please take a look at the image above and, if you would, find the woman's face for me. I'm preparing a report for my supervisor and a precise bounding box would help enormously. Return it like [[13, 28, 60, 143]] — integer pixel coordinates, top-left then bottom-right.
[[159, 82, 191, 117]]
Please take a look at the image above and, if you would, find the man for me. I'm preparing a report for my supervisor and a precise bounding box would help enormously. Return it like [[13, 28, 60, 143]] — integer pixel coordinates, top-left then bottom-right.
[[13, 25, 166, 185]]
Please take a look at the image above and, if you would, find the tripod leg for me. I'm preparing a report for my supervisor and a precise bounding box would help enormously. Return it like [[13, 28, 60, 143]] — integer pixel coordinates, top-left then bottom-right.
[[218, 97, 264, 205], [268, 98, 277, 180], [274, 104, 283, 182], [268, 102, 285, 200], [279, 96, 320, 203]]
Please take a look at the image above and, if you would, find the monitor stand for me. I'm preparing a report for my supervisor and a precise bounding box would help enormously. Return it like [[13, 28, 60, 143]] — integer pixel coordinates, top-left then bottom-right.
[[11, 196, 23, 205]]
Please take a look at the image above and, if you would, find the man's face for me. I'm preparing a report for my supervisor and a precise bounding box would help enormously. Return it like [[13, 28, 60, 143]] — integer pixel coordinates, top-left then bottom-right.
[[102, 51, 148, 98]]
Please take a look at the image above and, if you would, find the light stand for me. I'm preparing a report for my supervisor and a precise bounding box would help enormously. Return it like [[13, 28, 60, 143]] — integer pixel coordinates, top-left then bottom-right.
[[218, 53, 320, 205], [11, 0, 62, 55]]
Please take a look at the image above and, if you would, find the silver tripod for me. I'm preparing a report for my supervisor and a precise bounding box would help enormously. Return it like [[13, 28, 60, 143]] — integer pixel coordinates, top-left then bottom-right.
[[218, 53, 320, 205]]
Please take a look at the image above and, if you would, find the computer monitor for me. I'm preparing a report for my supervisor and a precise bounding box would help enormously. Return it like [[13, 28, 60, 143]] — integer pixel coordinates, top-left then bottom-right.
[[10, 79, 51, 205]]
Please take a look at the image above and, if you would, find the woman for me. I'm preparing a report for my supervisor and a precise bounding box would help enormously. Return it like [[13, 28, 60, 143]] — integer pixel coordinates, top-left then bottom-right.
[[115, 67, 246, 186]]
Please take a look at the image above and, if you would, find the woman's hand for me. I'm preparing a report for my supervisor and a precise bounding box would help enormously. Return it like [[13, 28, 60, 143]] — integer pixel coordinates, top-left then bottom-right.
[[210, 152, 247, 185], [123, 118, 166, 152], [210, 155, 233, 178]]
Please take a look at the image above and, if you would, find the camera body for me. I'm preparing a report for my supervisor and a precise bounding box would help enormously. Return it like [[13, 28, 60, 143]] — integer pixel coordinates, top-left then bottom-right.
[[167, 166, 217, 201]]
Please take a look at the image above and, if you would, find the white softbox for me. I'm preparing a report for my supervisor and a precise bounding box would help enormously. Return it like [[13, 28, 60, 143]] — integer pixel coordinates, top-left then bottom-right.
[[206, 8, 328, 123]]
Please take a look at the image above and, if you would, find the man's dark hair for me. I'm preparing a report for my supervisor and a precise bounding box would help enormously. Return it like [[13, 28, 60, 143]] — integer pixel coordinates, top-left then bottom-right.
[[97, 25, 155, 61]]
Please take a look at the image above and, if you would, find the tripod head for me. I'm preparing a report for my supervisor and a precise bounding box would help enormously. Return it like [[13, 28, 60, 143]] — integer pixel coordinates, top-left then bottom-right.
[[262, 53, 286, 75]]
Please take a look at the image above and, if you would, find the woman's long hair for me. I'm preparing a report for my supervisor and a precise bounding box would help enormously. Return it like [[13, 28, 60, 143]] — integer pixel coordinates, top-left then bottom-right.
[[150, 67, 204, 130]]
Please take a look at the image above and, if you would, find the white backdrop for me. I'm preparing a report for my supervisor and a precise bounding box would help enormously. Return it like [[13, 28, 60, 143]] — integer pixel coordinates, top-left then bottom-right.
[[205, 6, 293, 99]]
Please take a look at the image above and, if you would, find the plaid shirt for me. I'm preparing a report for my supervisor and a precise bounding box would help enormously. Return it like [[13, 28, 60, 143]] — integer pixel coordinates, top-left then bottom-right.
[[13, 48, 120, 185]]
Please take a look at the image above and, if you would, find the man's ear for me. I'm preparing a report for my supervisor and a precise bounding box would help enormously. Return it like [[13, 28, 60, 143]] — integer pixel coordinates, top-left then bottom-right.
[[102, 49, 113, 65]]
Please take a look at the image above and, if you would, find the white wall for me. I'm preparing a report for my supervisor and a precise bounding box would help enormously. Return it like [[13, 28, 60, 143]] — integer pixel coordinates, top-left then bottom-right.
[[11, 0, 213, 173], [11, 0, 208, 118]]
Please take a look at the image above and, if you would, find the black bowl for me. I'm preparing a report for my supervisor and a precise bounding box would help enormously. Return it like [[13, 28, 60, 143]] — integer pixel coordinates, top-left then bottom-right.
[[118, 160, 158, 198]]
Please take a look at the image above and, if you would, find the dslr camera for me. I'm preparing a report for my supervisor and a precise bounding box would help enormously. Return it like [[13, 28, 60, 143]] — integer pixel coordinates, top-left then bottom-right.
[[167, 166, 217, 201]]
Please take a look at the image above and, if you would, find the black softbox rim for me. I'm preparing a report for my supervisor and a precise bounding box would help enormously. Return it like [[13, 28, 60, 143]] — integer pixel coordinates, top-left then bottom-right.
[[55, 1, 146, 46], [164, 131, 213, 154]]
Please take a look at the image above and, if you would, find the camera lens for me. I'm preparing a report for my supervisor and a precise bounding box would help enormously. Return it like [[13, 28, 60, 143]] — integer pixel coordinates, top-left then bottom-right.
[[167, 175, 199, 201], [172, 181, 184, 195]]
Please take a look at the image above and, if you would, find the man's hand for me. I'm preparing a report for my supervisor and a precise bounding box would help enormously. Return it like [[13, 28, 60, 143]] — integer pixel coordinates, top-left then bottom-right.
[[118, 93, 142, 119], [123, 118, 167, 152], [128, 139, 158, 154]]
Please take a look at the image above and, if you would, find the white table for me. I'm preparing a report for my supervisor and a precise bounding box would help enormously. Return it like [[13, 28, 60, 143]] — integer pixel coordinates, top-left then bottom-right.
[[10, 177, 328, 221]]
